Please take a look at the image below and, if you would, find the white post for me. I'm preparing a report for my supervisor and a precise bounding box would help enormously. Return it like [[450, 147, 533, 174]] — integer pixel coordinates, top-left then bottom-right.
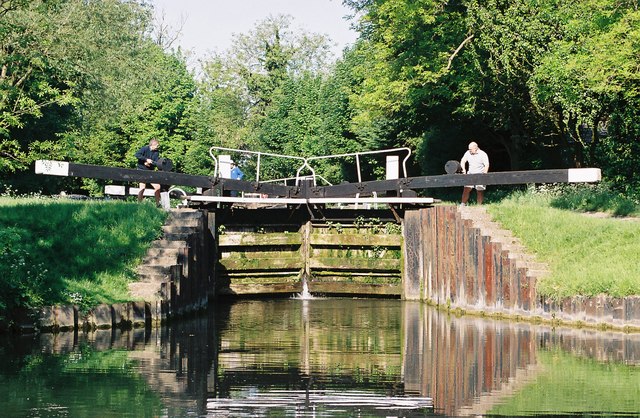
[[386, 155, 399, 180], [219, 155, 232, 178], [160, 191, 170, 210]]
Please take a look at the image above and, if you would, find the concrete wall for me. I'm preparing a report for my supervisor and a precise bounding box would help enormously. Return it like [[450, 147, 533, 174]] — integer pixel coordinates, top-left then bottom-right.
[[33, 302, 149, 333], [403, 205, 640, 331]]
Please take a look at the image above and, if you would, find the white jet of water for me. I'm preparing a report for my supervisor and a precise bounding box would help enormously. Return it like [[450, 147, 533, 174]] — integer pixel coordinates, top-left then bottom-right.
[[295, 275, 313, 299]]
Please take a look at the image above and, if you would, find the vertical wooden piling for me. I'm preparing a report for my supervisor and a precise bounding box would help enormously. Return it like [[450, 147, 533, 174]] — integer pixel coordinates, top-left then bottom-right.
[[403, 210, 422, 300]]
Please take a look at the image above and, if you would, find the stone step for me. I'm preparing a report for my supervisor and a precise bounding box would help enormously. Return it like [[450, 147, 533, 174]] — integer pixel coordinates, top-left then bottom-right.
[[162, 232, 192, 241], [151, 239, 189, 249], [169, 208, 202, 216], [136, 272, 172, 283], [143, 255, 182, 266], [507, 252, 537, 262], [168, 209, 202, 220], [128, 281, 163, 301], [145, 247, 184, 259], [486, 234, 519, 245], [498, 243, 527, 253], [458, 204, 551, 277], [474, 221, 510, 232], [162, 225, 197, 234], [463, 216, 494, 226], [165, 215, 202, 228], [459, 205, 488, 213], [167, 213, 201, 223], [459, 207, 490, 219], [128, 210, 200, 302], [136, 264, 173, 277], [515, 260, 547, 270], [526, 269, 550, 278]]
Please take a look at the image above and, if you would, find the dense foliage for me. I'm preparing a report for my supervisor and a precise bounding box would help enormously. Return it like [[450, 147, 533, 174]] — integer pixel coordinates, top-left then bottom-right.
[[1, 0, 639, 199], [344, 0, 640, 191]]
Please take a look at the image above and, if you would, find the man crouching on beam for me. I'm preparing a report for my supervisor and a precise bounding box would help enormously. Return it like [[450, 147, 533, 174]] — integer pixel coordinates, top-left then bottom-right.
[[134, 138, 162, 206]]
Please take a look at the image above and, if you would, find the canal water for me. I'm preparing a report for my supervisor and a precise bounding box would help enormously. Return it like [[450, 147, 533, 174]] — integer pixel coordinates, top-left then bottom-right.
[[1, 298, 639, 417]]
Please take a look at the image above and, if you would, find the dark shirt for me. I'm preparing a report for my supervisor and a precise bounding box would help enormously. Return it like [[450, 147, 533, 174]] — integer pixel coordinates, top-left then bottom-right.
[[135, 145, 159, 170]]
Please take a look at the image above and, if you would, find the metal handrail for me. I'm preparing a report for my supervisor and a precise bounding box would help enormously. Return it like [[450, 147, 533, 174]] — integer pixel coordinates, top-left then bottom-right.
[[305, 147, 412, 182], [209, 146, 412, 188], [208, 146, 305, 182]]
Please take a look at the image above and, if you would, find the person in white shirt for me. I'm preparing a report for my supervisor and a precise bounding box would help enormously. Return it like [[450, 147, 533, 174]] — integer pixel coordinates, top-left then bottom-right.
[[459, 141, 489, 205]]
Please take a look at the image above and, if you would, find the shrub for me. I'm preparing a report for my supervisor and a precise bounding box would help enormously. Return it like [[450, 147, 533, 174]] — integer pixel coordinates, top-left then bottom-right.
[[548, 183, 639, 217]]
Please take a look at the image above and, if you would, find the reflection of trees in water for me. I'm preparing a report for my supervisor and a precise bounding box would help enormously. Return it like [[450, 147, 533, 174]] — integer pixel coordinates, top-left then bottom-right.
[[214, 299, 406, 397], [4, 300, 639, 416], [0, 333, 164, 416]]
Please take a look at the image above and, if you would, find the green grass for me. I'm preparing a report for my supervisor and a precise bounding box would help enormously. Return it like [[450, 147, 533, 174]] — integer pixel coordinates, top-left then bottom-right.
[[0, 197, 166, 318], [487, 190, 640, 298]]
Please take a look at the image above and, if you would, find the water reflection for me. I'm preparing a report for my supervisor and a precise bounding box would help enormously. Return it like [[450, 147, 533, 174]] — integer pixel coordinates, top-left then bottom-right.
[[0, 299, 638, 417], [402, 303, 640, 416]]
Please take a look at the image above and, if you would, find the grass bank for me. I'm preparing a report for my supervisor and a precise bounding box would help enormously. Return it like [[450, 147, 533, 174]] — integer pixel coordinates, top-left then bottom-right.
[[487, 187, 640, 299], [0, 197, 166, 321]]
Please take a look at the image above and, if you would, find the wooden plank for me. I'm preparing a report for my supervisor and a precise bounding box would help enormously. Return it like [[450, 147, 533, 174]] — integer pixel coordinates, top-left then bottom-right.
[[190, 196, 304, 204], [37, 160, 213, 188], [229, 276, 301, 284], [221, 283, 303, 295], [310, 233, 401, 247], [222, 271, 301, 278], [402, 210, 422, 300], [37, 160, 600, 200], [35, 160, 292, 195], [217, 233, 302, 246], [189, 196, 436, 204], [307, 281, 401, 295], [104, 185, 166, 197], [311, 271, 400, 279], [218, 257, 302, 270], [220, 250, 300, 260], [308, 197, 436, 204], [309, 257, 401, 271], [312, 248, 400, 259], [309, 168, 601, 198]]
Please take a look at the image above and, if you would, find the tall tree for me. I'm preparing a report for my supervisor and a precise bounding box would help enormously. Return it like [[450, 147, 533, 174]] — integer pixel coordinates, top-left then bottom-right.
[[0, 0, 80, 173], [193, 15, 337, 180], [343, 0, 640, 187], [180, 57, 248, 176], [1, 0, 197, 194], [529, 1, 640, 168]]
